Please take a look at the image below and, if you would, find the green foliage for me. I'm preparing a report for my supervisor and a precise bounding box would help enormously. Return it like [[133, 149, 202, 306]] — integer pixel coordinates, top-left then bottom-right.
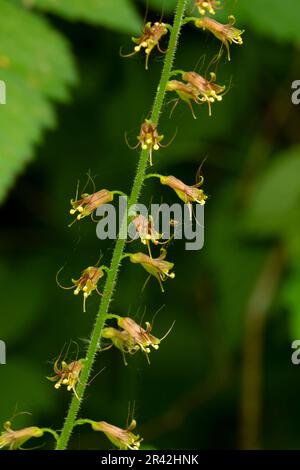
[[283, 265, 300, 339], [0, 358, 55, 425], [0, 256, 55, 344], [235, 0, 300, 43], [149, 0, 300, 44], [141, 0, 177, 13], [21, 0, 141, 34], [244, 147, 300, 237], [0, 0, 77, 202], [205, 188, 266, 350]]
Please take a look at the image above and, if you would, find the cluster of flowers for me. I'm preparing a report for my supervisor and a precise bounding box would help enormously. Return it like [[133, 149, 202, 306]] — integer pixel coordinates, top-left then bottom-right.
[[0, 1, 244, 451], [124, 0, 243, 121]]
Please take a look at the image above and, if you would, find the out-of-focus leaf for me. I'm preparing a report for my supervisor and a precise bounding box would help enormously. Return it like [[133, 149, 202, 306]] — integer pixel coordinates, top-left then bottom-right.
[[282, 264, 300, 339], [0, 0, 77, 202], [205, 187, 266, 350], [0, 258, 50, 344], [235, 0, 300, 43], [22, 0, 141, 34], [139, 0, 177, 13], [148, 0, 300, 44], [0, 358, 55, 425], [138, 0, 196, 15], [244, 147, 300, 237]]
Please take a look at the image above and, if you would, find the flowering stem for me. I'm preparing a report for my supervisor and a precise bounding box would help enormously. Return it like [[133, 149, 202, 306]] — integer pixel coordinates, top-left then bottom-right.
[[55, 0, 188, 450]]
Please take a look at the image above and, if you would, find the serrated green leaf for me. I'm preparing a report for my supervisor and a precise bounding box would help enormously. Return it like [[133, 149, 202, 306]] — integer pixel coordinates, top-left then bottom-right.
[[244, 147, 300, 237], [22, 0, 141, 34], [0, 0, 77, 202]]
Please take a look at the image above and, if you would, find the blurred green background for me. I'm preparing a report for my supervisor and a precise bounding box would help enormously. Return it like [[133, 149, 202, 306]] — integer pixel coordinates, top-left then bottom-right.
[[0, 0, 300, 450]]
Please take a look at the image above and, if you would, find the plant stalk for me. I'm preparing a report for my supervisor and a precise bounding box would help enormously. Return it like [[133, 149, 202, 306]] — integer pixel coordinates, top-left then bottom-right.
[[55, 0, 188, 450]]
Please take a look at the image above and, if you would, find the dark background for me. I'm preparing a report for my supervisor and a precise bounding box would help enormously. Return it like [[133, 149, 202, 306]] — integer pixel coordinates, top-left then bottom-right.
[[0, 0, 300, 450]]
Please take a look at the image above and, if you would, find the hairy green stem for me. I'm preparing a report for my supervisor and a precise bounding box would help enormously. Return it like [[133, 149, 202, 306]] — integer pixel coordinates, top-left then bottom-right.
[[55, 0, 188, 450]]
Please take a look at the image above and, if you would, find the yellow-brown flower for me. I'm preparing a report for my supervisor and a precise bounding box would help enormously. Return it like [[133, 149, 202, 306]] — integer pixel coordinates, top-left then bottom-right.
[[70, 189, 114, 224], [130, 213, 162, 256], [102, 315, 173, 365], [102, 326, 137, 365], [71, 266, 105, 312], [160, 174, 207, 217], [195, 16, 244, 60], [128, 249, 175, 292], [124, 22, 169, 70], [183, 71, 225, 116], [0, 421, 43, 450], [119, 317, 160, 351], [91, 419, 142, 450], [196, 0, 221, 16], [47, 358, 85, 399], [138, 120, 164, 165], [166, 79, 201, 119], [167, 70, 225, 117]]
